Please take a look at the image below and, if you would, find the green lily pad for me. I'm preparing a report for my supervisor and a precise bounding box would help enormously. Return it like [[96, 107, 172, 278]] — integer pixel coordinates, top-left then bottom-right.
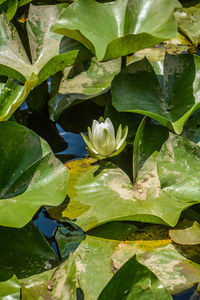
[[0, 75, 37, 121], [98, 255, 172, 300], [49, 57, 121, 121], [112, 53, 200, 134], [0, 0, 18, 20], [133, 117, 169, 181], [51, 0, 180, 61], [181, 110, 200, 145], [0, 221, 59, 278], [0, 268, 20, 300], [157, 133, 200, 202], [0, 121, 68, 227], [0, 4, 88, 84], [22, 227, 200, 299], [48, 154, 191, 231], [169, 221, 200, 245]]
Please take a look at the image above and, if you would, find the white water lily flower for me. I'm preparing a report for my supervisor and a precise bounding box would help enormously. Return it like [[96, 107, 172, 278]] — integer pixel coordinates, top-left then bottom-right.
[[81, 117, 128, 160]]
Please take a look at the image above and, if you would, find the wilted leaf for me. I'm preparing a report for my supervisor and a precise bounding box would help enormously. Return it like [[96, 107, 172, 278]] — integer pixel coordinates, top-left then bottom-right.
[[51, 0, 180, 61], [175, 5, 200, 44], [0, 121, 68, 227]]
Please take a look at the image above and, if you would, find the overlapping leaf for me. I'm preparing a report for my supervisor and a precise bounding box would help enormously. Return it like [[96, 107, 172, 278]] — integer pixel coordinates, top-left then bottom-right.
[[47, 154, 189, 231], [0, 4, 87, 84], [21, 224, 200, 299], [49, 57, 121, 121], [0, 121, 68, 227], [169, 221, 200, 245], [158, 133, 200, 202], [0, 221, 59, 278], [51, 0, 180, 61], [175, 4, 200, 44], [0, 268, 20, 300], [0, 75, 37, 121], [112, 53, 200, 134]]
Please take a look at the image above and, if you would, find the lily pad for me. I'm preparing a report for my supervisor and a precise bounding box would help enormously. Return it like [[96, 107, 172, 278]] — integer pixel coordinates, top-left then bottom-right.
[[0, 75, 37, 121], [98, 255, 172, 300], [49, 57, 121, 121], [21, 228, 200, 299], [175, 5, 200, 44], [51, 0, 180, 61], [112, 53, 200, 134], [0, 221, 59, 278], [0, 121, 68, 227], [157, 133, 200, 202], [48, 154, 191, 231], [133, 117, 169, 181], [0, 4, 88, 84], [0, 0, 17, 20], [169, 221, 200, 245], [0, 268, 20, 300]]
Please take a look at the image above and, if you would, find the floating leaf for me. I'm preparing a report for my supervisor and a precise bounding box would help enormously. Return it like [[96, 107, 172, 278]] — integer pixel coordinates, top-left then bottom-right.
[[47, 153, 192, 231], [0, 121, 68, 227], [0, 221, 59, 278], [98, 255, 172, 300], [51, 0, 180, 61], [0, 74, 37, 121], [49, 57, 121, 121], [175, 5, 200, 44], [157, 133, 200, 202], [0, 0, 18, 20], [21, 221, 200, 298], [169, 221, 200, 245], [20, 269, 55, 300], [0, 268, 20, 300], [112, 53, 200, 134], [0, 4, 88, 84], [133, 118, 169, 181]]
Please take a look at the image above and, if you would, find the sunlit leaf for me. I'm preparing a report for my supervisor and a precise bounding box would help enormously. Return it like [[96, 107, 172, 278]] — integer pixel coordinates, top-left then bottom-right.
[[0, 268, 20, 300], [51, 0, 180, 61], [169, 221, 200, 245], [0, 74, 38, 121], [0, 4, 88, 85], [158, 133, 200, 202], [47, 154, 191, 231], [0, 0, 18, 20], [49, 57, 121, 121]]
